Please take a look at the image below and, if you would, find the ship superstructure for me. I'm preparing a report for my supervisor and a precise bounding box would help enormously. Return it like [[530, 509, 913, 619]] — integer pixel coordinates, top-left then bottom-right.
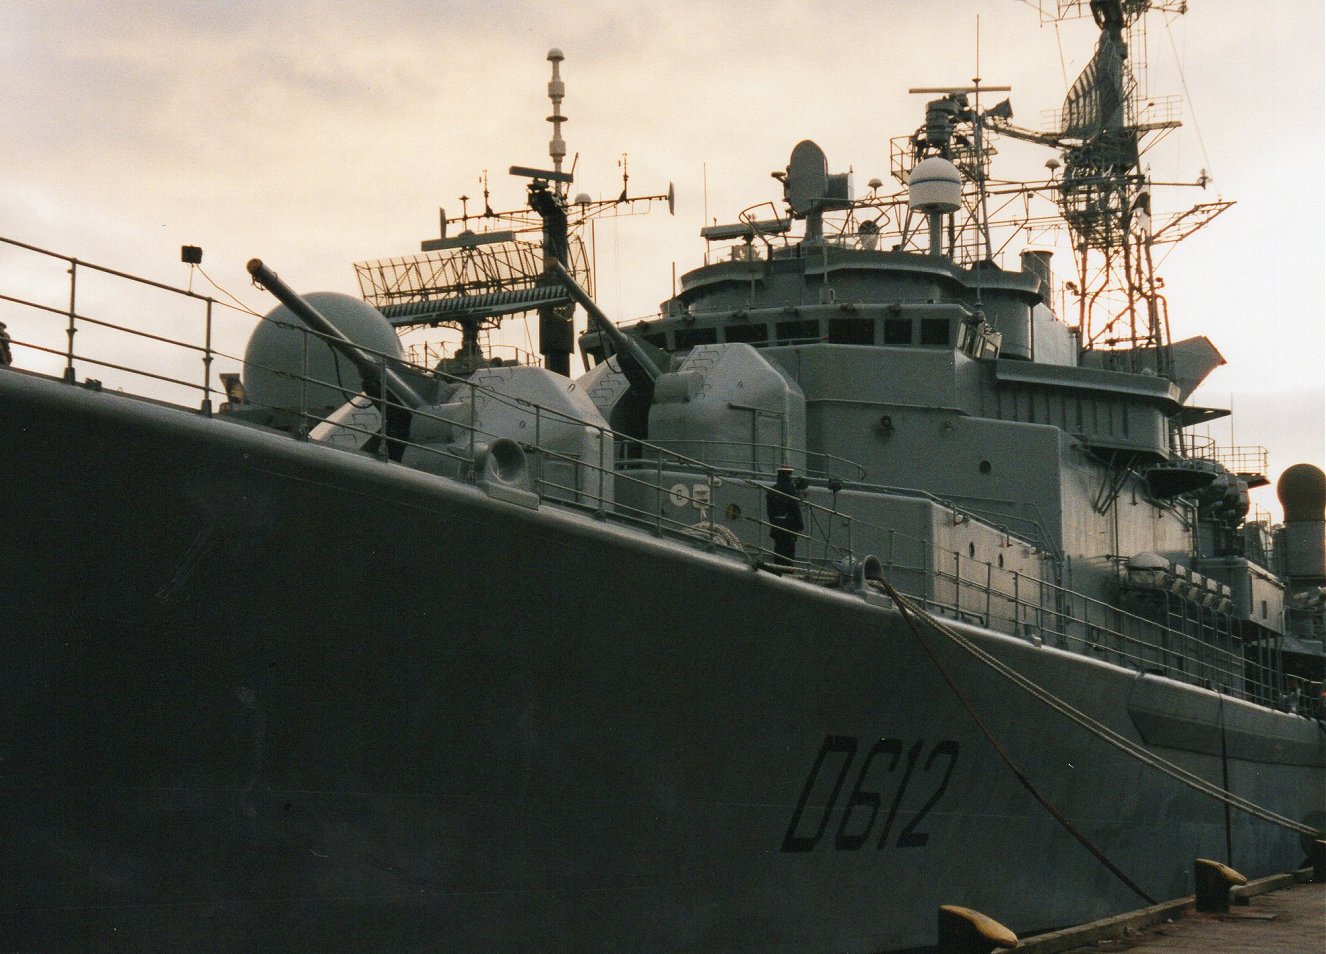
[[0, 3, 1322, 952]]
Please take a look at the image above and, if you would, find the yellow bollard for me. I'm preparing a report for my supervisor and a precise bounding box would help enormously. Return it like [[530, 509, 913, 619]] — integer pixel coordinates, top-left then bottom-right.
[[1194, 858, 1247, 913], [937, 904, 1019, 953]]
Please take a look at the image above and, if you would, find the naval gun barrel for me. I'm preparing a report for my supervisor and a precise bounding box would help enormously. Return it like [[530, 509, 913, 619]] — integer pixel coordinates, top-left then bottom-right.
[[545, 260, 661, 398], [246, 258, 427, 410]]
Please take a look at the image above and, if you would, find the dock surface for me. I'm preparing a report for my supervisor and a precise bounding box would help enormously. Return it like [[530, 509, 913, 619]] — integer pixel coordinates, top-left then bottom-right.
[[1051, 880, 1323, 953]]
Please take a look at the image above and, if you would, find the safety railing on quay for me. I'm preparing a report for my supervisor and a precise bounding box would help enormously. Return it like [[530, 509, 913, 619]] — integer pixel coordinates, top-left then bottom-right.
[[1, 235, 1301, 714]]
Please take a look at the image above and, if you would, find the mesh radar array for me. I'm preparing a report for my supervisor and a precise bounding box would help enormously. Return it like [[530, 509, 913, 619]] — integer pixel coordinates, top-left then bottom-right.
[[355, 50, 675, 376]]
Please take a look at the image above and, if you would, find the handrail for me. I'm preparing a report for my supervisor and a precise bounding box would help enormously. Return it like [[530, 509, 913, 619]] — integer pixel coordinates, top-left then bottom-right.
[[1, 235, 1305, 714], [0, 235, 252, 413], [619, 439, 868, 482]]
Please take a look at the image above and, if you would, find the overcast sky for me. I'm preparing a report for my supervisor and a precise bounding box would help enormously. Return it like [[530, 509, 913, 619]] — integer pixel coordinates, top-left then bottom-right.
[[1, 0, 1321, 517]]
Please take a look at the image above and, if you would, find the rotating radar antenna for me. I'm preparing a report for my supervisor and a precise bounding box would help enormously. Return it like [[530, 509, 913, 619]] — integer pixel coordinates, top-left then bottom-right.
[[354, 50, 675, 376]]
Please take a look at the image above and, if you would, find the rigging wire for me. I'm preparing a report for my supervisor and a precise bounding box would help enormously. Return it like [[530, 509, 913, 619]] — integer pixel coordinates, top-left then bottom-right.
[[197, 265, 264, 318], [1163, 14, 1214, 180], [1053, 20, 1070, 91]]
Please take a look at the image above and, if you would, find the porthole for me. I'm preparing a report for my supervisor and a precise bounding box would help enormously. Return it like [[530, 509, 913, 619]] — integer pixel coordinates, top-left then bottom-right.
[[979, 459, 992, 474]]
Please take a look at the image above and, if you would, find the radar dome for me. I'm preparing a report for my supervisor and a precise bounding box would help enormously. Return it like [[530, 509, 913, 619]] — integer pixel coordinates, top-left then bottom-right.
[[242, 292, 402, 421], [908, 157, 962, 213], [1277, 463, 1326, 522]]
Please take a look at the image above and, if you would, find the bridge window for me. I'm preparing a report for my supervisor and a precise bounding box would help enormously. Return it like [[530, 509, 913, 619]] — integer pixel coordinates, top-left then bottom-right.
[[775, 319, 820, 344], [884, 318, 912, 345], [675, 325, 717, 349], [724, 322, 768, 345], [828, 318, 876, 345], [919, 318, 951, 346]]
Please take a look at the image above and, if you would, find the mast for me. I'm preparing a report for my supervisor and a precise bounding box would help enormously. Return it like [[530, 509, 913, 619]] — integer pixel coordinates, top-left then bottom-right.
[[1047, 0, 1179, 375], [354, 49, 672, 378], [531, 48, 575, 377]]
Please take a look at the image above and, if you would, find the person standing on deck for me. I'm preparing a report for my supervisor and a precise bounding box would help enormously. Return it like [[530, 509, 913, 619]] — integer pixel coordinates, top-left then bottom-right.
[[766, 466, 805, 567]]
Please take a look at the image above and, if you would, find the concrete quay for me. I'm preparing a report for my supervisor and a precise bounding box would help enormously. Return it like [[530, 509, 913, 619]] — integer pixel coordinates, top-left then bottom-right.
[[1001, 872, 1323, 954]]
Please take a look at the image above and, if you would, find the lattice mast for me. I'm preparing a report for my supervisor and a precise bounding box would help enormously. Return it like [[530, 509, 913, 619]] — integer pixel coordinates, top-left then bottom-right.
[[1037, 0, 1188, 374]]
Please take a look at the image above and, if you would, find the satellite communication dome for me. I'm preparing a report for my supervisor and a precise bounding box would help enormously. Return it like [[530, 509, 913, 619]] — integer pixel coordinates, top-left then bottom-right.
[[242, 292, 402, 421], [908, 157, 962, 213]]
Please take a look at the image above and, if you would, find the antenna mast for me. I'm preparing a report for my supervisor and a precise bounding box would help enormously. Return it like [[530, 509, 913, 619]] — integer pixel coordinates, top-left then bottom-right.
[[1038, 0, 1187, 376], [547, 48, 568, 193]]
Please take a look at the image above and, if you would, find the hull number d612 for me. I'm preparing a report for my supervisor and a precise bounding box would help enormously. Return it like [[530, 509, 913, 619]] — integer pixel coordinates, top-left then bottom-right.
[[781, 735, 960, 852]]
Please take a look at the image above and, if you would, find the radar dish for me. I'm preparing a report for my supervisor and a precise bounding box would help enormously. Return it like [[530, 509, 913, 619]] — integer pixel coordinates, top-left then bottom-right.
[[667, 182, 676, 216], [786, 140, 829, 217]]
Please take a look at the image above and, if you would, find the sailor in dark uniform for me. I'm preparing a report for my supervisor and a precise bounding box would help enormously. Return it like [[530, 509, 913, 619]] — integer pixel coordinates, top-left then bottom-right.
[[766, 466, 805, 566]]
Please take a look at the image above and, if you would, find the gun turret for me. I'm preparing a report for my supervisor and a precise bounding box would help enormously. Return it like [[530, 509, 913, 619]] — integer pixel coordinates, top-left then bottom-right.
[[247, 258, 428, 411], [546, 259, 662, 399]]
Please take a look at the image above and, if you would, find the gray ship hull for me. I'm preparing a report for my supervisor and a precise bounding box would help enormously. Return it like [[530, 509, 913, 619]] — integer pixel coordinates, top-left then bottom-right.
[[2, 369, 1321, 952]]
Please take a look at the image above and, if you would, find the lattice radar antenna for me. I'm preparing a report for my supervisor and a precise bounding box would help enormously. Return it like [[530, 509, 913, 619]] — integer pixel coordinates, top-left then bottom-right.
[[1001, 0, 1226, 374], [355, 49, 674, 375]]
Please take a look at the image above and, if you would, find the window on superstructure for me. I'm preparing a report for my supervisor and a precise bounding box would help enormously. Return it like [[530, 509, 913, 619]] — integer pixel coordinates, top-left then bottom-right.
[[920, 319, 951, 346], [884, 318, 912, 345], [675, 325, 717, 349], [775, 319, 820, 344], [828, 318, 876, 345], [724, 322, 768, 345]]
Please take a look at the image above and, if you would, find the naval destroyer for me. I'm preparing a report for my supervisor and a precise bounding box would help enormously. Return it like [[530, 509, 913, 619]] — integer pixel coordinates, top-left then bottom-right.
[[2, 1, 1322, 950]]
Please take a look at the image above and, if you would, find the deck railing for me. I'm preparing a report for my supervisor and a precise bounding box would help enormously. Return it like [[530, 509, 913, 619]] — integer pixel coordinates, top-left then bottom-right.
[[2, 234, 1313, 717], [0, 235, 254, 413], [1199, 443, 1269, 478]]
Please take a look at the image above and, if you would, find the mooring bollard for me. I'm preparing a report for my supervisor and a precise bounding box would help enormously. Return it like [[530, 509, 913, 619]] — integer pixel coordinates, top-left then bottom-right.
[[1193, 858, 1247, 913], [1313, 839, 1326, 883], [937, 904, 1018, 953]]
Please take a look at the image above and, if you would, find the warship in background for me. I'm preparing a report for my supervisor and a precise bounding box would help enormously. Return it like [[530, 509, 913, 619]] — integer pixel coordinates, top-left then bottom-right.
[[1, 1, 1323, 951]]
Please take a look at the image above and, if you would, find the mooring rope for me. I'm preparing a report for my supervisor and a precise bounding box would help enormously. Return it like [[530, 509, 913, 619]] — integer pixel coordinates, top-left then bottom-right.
[[882, 579, 1158, 904], [875, 579, 1322, 841]]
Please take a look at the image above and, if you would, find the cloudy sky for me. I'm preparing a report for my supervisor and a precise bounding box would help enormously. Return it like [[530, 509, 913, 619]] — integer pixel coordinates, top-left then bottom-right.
[[1, 0, 1321, 516]]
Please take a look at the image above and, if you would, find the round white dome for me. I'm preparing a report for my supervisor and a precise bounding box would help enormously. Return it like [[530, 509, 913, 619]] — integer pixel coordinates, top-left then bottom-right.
[[908, 157, 962, 213]]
